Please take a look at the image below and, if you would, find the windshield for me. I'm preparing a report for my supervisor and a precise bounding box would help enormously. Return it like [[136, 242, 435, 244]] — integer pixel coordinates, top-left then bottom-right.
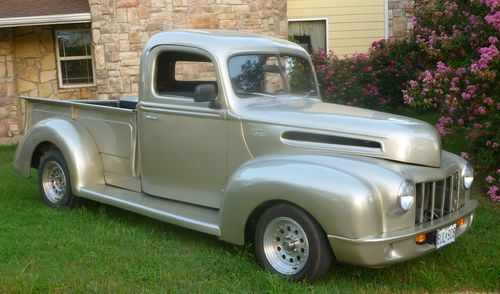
[[228, 54, 318, 98]]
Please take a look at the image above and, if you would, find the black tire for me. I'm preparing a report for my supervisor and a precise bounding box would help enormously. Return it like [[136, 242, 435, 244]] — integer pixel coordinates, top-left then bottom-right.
[[254, 203, 333, 281], [38, 149, 78, 209]]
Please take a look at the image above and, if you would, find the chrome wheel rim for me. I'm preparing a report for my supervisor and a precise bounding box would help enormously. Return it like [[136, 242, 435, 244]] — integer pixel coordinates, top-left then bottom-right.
[[42, 161, 66, 203], [263, 217, 309, 275]]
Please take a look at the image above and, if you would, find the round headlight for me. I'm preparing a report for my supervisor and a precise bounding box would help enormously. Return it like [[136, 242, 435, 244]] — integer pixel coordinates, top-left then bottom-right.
[[462, 163, 474, 189], [398, 180, 415, 212]]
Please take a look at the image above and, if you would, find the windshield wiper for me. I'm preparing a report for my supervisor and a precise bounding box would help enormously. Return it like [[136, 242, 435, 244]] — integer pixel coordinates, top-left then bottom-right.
[[238, 92, 276, 98], [303, 89, 317, 98]]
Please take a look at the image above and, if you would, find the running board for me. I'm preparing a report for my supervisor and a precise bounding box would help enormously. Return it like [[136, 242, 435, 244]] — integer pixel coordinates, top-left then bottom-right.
[[78, 185, 221, 236]]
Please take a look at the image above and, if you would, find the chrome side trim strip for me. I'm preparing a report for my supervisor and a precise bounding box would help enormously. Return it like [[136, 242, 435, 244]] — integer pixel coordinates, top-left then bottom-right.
[[139, 102, 223, 118], [21, 96, 134, 113], [281, 138, 383, 156]]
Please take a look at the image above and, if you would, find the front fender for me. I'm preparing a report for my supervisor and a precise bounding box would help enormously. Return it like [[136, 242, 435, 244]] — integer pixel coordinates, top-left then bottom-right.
[[219, 155, 383, 245], [14, 118, 104, 193]]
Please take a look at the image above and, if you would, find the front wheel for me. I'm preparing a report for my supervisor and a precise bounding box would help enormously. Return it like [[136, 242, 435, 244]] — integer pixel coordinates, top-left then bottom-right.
[[38, 149, 78, 209], [254, 203, 333, 281]]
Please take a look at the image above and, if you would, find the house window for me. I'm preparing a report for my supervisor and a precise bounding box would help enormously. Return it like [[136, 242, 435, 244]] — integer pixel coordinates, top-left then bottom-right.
[[288, 19, 328, 53], [55, 30, 95, 87]]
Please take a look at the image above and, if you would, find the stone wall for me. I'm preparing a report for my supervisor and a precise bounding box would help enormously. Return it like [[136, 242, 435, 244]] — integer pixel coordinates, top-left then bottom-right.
[[0, 28, 19, 143], [388, 0, 414, 39], [0, 0, 288, 143], [0, 25, 98, 144], [89, 0, 288, 99], [13, 25, 97, 101]]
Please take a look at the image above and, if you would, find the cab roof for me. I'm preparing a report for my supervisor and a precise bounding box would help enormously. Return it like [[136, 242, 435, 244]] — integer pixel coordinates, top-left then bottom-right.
[[144, 30, 308, 57]]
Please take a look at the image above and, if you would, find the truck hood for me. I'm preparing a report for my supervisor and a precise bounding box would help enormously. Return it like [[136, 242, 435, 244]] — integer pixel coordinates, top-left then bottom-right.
[[240, 99, 442, 167]]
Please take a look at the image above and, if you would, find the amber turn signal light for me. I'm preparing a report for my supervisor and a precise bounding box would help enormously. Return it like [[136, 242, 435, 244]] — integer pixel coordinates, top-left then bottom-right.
[[415, 233, 427, 244], [457, 217, 465, 226]]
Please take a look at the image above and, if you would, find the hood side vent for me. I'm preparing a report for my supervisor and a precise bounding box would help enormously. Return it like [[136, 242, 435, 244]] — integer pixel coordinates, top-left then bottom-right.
[[282, 131, 381, 149]]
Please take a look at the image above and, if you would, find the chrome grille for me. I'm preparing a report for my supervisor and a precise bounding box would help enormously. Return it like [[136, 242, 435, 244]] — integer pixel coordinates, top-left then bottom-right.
[[415, 171, 464, 225]]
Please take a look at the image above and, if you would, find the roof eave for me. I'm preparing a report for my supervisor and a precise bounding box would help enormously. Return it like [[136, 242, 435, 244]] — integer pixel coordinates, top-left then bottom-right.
[[0, 12, 91, 28]]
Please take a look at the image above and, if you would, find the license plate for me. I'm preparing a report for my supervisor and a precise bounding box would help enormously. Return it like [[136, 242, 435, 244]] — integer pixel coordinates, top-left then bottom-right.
[[436, 223, 457, 249]]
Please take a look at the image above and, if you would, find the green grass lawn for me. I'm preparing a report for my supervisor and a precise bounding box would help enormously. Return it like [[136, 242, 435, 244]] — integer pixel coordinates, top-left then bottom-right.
[[1, 143, 499, 292]]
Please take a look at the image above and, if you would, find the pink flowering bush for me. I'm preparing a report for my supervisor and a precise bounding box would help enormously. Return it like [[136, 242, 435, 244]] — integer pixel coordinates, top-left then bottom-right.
[[404, 0, 499, 201], [485, 170, 499, 201], [311, 39, 423, 109], [310, 0, 498, 199]]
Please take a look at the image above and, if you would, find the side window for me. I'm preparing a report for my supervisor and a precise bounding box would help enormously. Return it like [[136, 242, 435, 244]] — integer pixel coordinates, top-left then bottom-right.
[[175, 61, 216, 81], [155, 51, 218, 100]]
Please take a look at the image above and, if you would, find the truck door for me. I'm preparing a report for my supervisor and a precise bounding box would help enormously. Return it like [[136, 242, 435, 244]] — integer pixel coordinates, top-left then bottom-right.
[[138, 46, 227, 209]]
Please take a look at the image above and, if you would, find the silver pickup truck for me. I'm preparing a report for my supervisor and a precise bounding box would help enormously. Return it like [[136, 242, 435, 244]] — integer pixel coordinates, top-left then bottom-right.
[[14, 30, 477, 281]]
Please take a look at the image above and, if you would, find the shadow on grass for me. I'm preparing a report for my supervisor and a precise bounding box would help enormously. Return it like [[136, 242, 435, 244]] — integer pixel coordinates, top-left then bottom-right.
[[76, 197, 231, 249]]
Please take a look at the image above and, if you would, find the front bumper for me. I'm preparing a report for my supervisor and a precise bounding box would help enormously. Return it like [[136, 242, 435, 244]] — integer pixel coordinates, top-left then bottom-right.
[[328, 199, 478, 267]]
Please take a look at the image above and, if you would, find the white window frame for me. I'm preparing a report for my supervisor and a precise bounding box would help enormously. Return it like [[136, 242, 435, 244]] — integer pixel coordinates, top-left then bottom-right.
[[288, 17, 329, 51], [55, 29, 96, 89], [384, 0, 389, 40]]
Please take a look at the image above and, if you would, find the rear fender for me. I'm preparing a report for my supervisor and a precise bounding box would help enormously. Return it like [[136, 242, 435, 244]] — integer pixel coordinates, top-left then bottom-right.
[[14, 118, 104, 193]]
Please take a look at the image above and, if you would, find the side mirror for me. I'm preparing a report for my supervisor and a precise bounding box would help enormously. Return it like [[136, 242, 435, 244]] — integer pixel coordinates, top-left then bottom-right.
[[194, 83, 217, 103]]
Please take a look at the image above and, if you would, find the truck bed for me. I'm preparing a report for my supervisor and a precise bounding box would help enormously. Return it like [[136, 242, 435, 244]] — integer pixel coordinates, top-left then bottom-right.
[[23, 96, 141, 192]]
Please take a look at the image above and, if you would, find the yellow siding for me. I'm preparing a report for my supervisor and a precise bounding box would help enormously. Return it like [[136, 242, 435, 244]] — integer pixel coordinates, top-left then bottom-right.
[[288, 0, 385, 57]]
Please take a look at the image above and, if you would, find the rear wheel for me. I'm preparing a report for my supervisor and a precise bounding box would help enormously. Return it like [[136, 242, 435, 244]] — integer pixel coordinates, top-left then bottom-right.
[[254, 203, 333, 281], [38, 149, 78, 209]]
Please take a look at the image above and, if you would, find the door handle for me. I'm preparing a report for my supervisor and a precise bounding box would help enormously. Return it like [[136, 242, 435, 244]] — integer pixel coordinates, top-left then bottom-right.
[[145, 114, 158, 120]]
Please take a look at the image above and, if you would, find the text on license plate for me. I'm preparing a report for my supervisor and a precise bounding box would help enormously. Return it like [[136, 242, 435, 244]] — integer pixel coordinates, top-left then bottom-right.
[[436, 223, 457, 249]]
